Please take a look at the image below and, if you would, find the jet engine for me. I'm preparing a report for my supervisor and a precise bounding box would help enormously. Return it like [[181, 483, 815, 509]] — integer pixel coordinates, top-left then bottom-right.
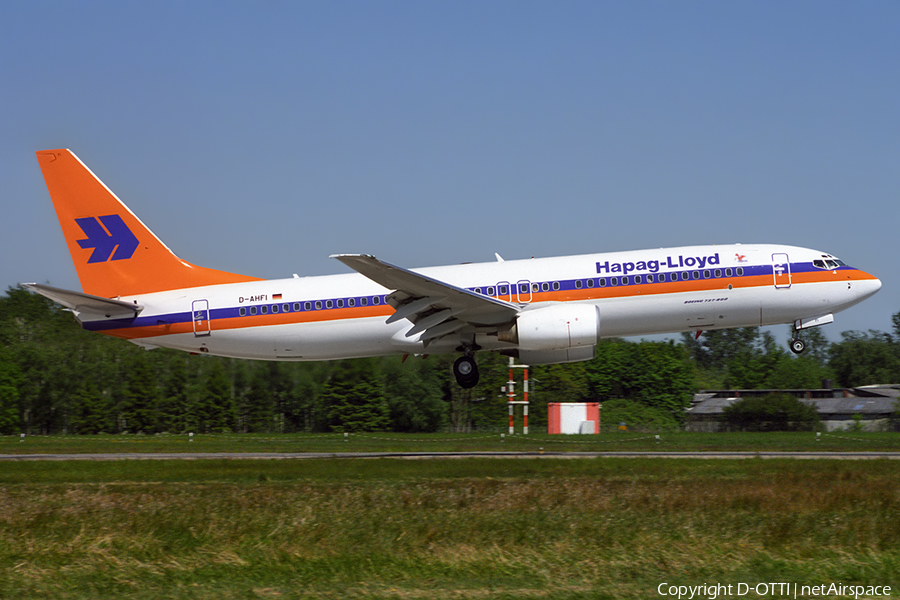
[[498, 303, 600, 365]]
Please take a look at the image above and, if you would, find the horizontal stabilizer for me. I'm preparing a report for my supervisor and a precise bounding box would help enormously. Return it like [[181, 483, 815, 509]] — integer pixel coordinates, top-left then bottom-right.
[[22, 283, 143, 319]]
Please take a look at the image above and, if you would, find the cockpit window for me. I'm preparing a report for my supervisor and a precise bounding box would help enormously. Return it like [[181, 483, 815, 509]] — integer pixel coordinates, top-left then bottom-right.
[[814, 258, 846, 269]]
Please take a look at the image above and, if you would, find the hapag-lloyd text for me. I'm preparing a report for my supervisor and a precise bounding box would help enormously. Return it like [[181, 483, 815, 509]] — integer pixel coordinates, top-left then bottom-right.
[[597, 253, 721, 275]]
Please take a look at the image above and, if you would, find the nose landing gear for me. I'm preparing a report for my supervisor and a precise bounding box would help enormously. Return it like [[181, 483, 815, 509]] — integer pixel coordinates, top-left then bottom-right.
[[453, 355, 480, 388], [790, 319, 807, 355]]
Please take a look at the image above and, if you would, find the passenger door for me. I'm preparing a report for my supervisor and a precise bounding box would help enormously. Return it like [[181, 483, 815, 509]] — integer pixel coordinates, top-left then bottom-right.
[[192, 299, 211, 337]]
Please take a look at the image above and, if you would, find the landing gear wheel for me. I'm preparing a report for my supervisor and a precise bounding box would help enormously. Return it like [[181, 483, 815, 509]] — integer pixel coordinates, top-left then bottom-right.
[[790, 338, 806, 355], [453, 355, 480, 388]]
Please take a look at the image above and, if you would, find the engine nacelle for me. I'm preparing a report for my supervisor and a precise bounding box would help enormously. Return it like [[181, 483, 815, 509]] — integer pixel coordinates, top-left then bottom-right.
[[516, 346, 596, 365], [499, 303, 600, 351]]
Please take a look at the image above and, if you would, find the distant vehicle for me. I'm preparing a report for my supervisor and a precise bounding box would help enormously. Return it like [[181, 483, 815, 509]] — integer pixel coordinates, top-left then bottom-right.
[[26, 149, 881, 388]]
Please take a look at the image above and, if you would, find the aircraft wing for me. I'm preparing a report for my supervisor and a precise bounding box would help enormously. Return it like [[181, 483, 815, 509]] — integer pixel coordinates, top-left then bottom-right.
[[331, 254, 520, 343]]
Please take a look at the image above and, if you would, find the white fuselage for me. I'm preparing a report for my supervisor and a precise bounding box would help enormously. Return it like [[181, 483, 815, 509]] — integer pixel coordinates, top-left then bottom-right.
[[78, 243, 881, 363]]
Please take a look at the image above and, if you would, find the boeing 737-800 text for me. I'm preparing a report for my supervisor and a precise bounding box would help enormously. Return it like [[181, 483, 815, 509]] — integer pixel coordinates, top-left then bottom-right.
[[25, 149, 881, 387]]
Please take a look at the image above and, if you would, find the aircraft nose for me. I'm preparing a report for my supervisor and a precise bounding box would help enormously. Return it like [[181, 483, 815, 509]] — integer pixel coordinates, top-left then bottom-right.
[[856, 273, 882, 299], [870, 276, 882, 295]]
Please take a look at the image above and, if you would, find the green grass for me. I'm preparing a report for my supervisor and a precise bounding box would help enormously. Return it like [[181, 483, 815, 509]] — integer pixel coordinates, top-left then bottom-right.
[[2, 430, 899, 455], [1, 458, 899, 598]]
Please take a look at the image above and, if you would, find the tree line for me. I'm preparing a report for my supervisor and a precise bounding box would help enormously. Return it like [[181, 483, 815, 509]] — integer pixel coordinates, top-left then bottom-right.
[[1, 286, 897, 435]]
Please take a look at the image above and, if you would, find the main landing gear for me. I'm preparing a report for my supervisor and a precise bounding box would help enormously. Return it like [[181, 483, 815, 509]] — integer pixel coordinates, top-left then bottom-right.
[[453, 355, 480, 388]]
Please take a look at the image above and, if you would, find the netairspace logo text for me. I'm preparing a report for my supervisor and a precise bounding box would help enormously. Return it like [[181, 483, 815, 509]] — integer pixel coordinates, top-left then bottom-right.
[[657, 582, 892, 599]]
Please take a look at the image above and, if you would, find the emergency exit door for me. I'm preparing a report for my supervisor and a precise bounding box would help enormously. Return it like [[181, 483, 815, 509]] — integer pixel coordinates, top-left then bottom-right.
[[772, 253, 791, 289]]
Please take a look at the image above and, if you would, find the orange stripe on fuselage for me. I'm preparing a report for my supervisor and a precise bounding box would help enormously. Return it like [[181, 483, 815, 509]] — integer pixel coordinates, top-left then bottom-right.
[[99, 304, 396, 340], [547, 268, 875, 303]]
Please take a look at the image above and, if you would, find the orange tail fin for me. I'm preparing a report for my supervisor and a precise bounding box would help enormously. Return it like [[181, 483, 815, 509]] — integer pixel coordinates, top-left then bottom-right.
[[36, 149, 262, 297]]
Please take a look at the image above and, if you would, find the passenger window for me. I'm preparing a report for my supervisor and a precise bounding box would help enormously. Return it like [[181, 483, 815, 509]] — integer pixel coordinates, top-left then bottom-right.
[[360, 297, 368, 306], [499, 285, 508, 295], [599, 278, 607, 287], [575, 280, 583, 289], [326, 300, 333, 309], [315, 301, 322, 310], [283, 304, 290, 312], [736, 267, 744, 276], [611, 277, 618, 286], [541, 283, 549, 292], [586, 278, 594, 288], [304, 302, 311, 311], [250, 306, 257, 316], [336, 299, 344, 308], [714, 269, 721, 278], [703, 270, 711, 279], [532, 283, 540, 292], [348, 298, 355, 307], [271, 304, 279, 313], [634, 275, 642, 284], [552, 282, 560, 291], [487, 286, 495, 296], [725, 268, 733, 277], [646, 274, 654, 283], [261, 306, 268, 315], [692, 271, 700, 280], [373, 296, 380, 305], [239, 307, 246, 317]]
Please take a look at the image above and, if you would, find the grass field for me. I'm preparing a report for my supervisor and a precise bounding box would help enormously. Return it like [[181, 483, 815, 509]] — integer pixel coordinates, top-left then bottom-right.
[[2, 430, 899, 455], [1, 443, 899, 599]]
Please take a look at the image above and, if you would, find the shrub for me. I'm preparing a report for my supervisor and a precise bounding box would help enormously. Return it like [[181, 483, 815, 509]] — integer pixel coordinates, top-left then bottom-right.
[[723, 393, 820, 431], [599, 398, 681, 431]]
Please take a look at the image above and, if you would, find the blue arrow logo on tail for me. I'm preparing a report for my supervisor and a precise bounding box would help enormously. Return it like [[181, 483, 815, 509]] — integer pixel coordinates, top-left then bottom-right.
[[74, 215, 140, 263]]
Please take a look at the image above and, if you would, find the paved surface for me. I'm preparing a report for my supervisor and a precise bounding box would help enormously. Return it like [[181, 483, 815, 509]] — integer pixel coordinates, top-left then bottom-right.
[[2, 451, 900, 461]]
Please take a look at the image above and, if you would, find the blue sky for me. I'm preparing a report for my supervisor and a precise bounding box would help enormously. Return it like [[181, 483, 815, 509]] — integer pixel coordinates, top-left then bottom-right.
[[2, 1, 897, 341]]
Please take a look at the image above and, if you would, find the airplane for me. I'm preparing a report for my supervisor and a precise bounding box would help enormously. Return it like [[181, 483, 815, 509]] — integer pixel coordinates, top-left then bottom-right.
[[24, 149, 882, 388]]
